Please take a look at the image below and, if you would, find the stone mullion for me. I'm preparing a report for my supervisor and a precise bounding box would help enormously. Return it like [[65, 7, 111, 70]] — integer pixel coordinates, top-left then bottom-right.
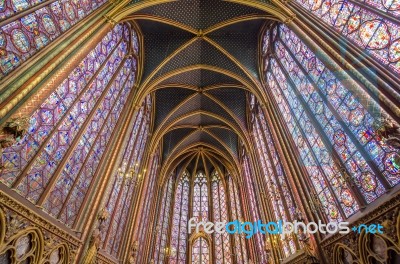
[[141, 186, 158, 263], [289, 1, 400, 95], [147, 187, 164, 263], [287, 16, 400, 122], [162, 174, 181, 264], [74, 89, 140, 232], [253, 115, 293, 258], [223, 174, 237, 264], [119, 151, 153, 263], [280, 37, 391, 192], [241, 155, 264, 263], [101, 105, 142, 216], [234, 179, 247, 263], [248, 143, 284, 262], [0, 5, 114, 122], [110, 180, 134, 256], [35, 55, 127, 206], [260, 86, 330, 262], [270, 58, 349, 220], [119, 103, 153, 262], [152, 176, 175, 263], [237, 161, 257, 263], [56, 62, 131, 221], [113, 122, 151, 253], [219, 178, 230, 264], [214, 178, 221, 264], [268, 62, 334, 222], [201, 154, 214, 263], [163, 175, 177, 264], [253, 120, 287, 222], [186, 155, 198, 263], [146, 185, 166, 263], [119, 132, 153, 262], [234, 179, 248, 263], [120, 162, 149, 262], [256, 113, 302, 256], [74, 75, 139, 263], [101, 168, 129, 251], [227, 178, 242, 264], [10, 37, 123, 189], [102, 112, 146, 249], [257, 108, 302, 251], [261, 73, 329, 225], [255, 112, 297, 223]]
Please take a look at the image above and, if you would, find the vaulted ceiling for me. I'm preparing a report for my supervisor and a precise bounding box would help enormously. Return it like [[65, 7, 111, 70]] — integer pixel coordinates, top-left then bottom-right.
[[119, 0, 291, 178]]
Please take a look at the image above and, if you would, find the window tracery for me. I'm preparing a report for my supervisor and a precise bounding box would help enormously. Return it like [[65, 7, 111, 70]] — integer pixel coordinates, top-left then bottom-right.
[[250, 97, 297, 257], [294, 0, 400, 74], [211, 170, 232, 264], [261, 23, 400, 222], [0, 0, 108, 78], [0, 23, 140, 229], [191, 236, 209, 264], [100, 95, 151, 257]]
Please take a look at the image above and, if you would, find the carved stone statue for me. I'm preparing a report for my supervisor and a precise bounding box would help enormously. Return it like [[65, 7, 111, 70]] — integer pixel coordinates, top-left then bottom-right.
[[82, 209, 109, 264], [0, 117, 29, 160], [297, 229, 319, 263], [129, 240, 139, 264], [373, 117, 400, 149], [0, 117, 29, 144], [293, 207, 304, 222]]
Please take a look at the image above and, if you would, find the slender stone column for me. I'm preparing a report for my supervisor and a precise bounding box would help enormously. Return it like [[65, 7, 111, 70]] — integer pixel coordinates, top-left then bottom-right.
[[0, 5, 114, 124]]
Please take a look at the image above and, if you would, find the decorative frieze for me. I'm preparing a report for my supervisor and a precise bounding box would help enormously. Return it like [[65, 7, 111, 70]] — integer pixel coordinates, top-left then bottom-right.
[[0, 203, 78, 263], [322, 194, 400, 263]]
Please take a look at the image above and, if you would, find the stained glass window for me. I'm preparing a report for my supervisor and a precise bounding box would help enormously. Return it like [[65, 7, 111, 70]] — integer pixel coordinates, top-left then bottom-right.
[[161, 167, 244, 264], [0, 23, 140, 228], [169, 171, 190, 264], [294, 0, 400, 74], [250, 97, 297, 256], [191, 237, 209, 264], [136, 153, 160, 263], [211, 170, 232, 264], [99, 95, 151, 257], [227, 175, 247, 263], [262, 23, 400, 221], [193, 171, 208, 222], [0, 0, 108, 78], [242, 154, 267, 263], [153, 173, 174, 263]]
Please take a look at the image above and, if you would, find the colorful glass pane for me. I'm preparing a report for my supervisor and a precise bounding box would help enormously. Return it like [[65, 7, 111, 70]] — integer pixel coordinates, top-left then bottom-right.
[[0, 0, 108, 78], [211, 171, 232, 264], [169, 171, 190, 264], [0, 25, 123, 193], [294, 0, 400, 73], [227, 176, 248, 263], [191, 237, 209, 264]]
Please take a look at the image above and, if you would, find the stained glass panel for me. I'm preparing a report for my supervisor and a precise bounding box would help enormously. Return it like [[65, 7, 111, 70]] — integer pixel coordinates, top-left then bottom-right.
[[261, 22, 400, 221], [0, 24, 124, 193], [251, 103, 297, 256], [211, 170, 232, 264], [294, 0, 400, 73], [135, 153, 159, 262], [169, 171, 190, 264], [242, 155, 267, 263], [191, 237, 209, 264], [0, 0, 108, 78], [227, 176, 248, 263]]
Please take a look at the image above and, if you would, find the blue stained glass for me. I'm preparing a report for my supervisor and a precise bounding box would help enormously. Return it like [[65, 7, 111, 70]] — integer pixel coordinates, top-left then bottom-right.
[[262, 23, 400, 218]]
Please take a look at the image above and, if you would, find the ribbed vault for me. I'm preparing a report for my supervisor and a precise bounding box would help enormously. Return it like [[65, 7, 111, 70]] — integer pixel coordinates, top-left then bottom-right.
[[115, 0, 294, 183]]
